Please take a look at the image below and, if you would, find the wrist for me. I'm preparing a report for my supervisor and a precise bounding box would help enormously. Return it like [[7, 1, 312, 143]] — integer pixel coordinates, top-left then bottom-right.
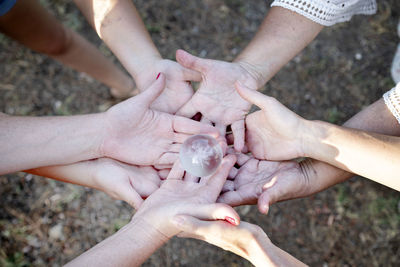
[[132, 56, 163, 89], [299, 119, 327, 158], [246, 226, 278, 266], [233, 59, 267, 89], [129, 216, 170, 244]]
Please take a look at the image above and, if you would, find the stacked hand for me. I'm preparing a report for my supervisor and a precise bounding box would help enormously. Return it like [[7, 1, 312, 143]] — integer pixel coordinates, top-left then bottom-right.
[[134, 58, 202, 114], [175, 50, 262, 151], [101, 73, 219, 166]]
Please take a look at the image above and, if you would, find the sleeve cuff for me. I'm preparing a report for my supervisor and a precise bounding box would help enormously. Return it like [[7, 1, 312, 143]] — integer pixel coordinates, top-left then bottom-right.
[[383, 83, 400, 125]]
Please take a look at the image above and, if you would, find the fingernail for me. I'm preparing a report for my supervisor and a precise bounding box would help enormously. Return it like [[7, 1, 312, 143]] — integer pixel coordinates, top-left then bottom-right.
[[263, 205, 269, 214], [225, 216, 237, 226], [156, 73, 161, 80]]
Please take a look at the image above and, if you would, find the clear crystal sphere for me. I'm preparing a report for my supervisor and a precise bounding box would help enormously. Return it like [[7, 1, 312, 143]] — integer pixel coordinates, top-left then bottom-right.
[[179, 134, 223, 177]]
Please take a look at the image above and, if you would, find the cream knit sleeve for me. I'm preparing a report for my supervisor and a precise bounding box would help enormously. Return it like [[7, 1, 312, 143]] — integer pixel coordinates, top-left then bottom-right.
[[383, 83, 400, 125], [270, 0, 377, 26]]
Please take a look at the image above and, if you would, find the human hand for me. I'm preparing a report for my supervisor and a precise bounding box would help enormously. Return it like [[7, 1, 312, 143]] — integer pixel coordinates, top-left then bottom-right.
[[89, 158, 162, 209], [101, 73, 220, 166], [172, 212, 306, 267], [135, 58, 201, 114], [236, 82, 308, 160], [133, 155, 239, 238], [218, 153, 310, 214], [175, 50, 263, 151]]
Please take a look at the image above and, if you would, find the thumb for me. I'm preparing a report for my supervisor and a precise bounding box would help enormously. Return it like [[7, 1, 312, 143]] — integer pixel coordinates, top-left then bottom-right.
[[118, 185, 144, 210], [172, 203, 240, 233], [257, 190, 276, 215], [175, 203, 240, 226], [135, 73, 166, 108], [176, 49, 211, 73], [235, 81, 270, 110]]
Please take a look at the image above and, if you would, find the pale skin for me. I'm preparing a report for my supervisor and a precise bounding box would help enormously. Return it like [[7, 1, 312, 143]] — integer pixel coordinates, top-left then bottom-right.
[[74, 0, 202, 114], [27, 158, 162, 209], [64, 154, 306, 266], [235, 82, 400, 191], [177, 7, 323, 150], [72, 1, 324, 150], [174, 216, 307, 267], [220, 97, 400, 214], [65, 155, 240, 266], [66, 155, 306, 267], [0, 0, 135, 98], [0, 75, 219, 174]]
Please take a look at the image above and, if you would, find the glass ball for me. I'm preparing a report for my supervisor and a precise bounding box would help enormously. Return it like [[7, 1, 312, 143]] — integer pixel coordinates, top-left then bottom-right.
[[179, 134, 223, 177]]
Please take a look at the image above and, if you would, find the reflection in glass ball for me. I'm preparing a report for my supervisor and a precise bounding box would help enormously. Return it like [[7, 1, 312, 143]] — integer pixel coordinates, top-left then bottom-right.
[[179, 134, 223, 177]]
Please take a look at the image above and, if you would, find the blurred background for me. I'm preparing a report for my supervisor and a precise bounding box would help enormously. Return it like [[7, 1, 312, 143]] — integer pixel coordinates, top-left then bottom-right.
[[0, 0, 399, 266]]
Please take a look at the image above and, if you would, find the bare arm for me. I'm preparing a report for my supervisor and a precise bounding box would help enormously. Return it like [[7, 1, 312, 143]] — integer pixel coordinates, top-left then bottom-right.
[[235, 6, 324, 87], [302, 120, 400, 190], [73, 0, 161, 79], [300, 98, 400, 194], [65, 218, 168, 267], [237, 84, 400, 191], [0, 112, 104, 174]]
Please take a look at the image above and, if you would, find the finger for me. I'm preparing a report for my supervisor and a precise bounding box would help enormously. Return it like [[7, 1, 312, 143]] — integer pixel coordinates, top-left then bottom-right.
[[169, 143, 181, 153], [166, 160, 184, 180], [242, 144, 249, 153], [181, 67, 202, 82], [157, 152, 179, 165], [222, 180, 235, 192], [158, 169, 170, 180], [237, 153, 251, 166], [228, 167, 238, 179], [119, 187, 144, 210], [176, 49, 212, 73], [216, 135, 228, 155], [173, 116, 219, 137], [235, 81, 269, 110], [200, 116, 213, 126], [176, 100, 199, 119], [258, 191, 272, 215], [153, 164, 173, 170], [184, 172, 199, 183], [215, 122, 226, 137], [217, 190, 257, 207], [231, 120, 245, 152], [135, 73, 166, 108], [173, 133, 191, 143], [206, 154, 236, 192], [217, 191, 244, 207], [172, 203, 240, 227]]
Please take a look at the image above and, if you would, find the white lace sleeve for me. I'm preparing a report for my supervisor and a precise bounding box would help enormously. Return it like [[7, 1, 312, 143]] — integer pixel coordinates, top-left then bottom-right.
[[271, 0, 377, 26], [383, 83, 400, 125]]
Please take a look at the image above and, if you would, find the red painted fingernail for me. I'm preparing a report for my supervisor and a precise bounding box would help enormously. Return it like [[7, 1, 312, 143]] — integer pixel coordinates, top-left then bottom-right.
[[156, 73, 161, 80], [225, 216, 237, 225]]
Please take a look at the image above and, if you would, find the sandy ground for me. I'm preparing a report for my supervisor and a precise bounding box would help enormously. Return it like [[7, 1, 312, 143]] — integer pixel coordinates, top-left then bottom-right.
[[0, 0, 399, 266]]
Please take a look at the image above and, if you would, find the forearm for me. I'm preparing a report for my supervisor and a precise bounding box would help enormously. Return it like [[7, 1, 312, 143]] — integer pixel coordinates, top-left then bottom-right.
[[299, 98, 400, 194], [302, 119, 400, 190], [74, 0, 161, 80], [66, 217, 168, 266], [26, 161, 97, 189], [235, 7, 323, 87], [0, 113, 104, 174], [249, 229, 306, 267]]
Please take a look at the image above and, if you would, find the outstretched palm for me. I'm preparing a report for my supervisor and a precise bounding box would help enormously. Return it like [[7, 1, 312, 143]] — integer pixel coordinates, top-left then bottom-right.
[[101, 75, 219, 166], [176, 50, 260, 151], [218, 153, 308, 214], [135, 59, 201, 114], [134, 155, 237, 237]]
